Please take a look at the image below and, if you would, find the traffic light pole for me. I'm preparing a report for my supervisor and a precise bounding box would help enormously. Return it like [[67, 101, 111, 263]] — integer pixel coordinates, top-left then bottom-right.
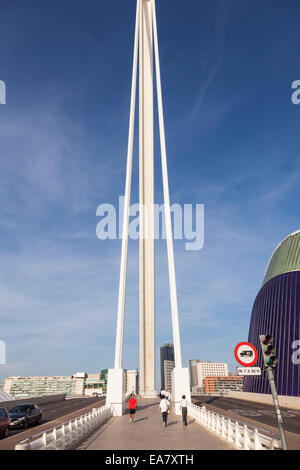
[[266, 366, 288, 450]]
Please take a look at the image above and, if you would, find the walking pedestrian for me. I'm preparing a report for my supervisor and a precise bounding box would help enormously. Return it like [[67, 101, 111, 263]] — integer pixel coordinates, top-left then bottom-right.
[[128, 393, 137, 423], [159, 395, 170, 427], [180, 395, 188, 426]]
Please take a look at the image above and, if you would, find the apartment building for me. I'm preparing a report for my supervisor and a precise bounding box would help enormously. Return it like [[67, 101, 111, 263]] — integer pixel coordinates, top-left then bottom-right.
[[189, 361, 229, 392], [203, 375, 243, 394], [2, 372, 108, 399]]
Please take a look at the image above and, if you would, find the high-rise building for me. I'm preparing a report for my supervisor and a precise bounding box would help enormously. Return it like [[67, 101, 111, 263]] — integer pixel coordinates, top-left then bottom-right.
[[189, 360, 201, 388], [163, 360, 175, 393], [160, 343, 174, 390], [244, 230, 300, 396], [195, 362, 229, 391]]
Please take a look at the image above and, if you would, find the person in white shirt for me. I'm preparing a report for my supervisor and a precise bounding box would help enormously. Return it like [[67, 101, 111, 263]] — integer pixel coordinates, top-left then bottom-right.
[[159, 395, 170, 427], [180, 395, 188, 426]]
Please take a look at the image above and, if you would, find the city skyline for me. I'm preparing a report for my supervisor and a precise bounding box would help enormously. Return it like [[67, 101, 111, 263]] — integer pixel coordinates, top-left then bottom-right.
[[0, 0, 300, 383]]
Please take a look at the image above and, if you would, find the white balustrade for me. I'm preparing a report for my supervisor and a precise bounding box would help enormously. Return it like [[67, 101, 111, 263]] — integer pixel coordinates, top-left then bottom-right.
[[15, 399, 282, 451], [15, 404, 114, 451], [187, 403, 282, 450]]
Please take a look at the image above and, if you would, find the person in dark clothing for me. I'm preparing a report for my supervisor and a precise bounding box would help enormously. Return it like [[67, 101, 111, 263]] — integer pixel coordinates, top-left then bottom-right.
[[180, 395, 188, 426], [159, 396, 170, 427]]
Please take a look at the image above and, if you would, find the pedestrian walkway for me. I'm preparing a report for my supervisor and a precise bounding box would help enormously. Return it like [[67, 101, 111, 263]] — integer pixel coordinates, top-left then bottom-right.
[[77, 399, 233, 450]]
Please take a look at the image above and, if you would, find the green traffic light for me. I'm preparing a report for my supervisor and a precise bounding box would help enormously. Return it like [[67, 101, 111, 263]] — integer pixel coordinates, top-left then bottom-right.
[[267, 355, 278, 367], [259, 334, 278, 368]]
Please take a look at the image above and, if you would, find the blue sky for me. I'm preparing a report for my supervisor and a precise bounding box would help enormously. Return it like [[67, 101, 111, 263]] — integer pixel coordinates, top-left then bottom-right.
[[0, 0, 300, 386]]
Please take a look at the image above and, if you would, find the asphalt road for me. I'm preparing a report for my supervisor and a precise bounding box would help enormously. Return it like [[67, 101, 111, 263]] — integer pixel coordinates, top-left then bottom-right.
[[192, 395, 300, 435], [0, 396, 106, 448]]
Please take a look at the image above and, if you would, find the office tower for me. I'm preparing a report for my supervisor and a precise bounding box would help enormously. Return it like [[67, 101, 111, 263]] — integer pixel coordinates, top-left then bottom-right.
[[160, 342, 174, 390]]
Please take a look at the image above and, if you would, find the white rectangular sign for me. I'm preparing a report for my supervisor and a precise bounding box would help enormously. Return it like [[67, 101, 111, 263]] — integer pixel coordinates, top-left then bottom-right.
[[236, 367, 261, 376]]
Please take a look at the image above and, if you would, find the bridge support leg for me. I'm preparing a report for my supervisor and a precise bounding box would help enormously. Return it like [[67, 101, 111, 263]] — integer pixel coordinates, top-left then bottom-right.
[[106, 369, 126, 416], [172, 367, 191, 415]]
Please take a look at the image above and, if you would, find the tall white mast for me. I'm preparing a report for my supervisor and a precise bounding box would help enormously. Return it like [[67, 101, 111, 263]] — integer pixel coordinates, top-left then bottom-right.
[[107, 0, 190, 414], [139, 0, 156, 397], [113, 0, 140, 371]]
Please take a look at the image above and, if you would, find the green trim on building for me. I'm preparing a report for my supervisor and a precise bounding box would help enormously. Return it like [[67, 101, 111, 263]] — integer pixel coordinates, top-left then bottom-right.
[[7, 377, 76, 399], [263, 230, 300, 286]]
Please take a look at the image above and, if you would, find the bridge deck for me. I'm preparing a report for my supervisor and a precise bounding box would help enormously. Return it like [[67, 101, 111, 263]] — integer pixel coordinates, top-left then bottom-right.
[[77, 399, 233, 450]]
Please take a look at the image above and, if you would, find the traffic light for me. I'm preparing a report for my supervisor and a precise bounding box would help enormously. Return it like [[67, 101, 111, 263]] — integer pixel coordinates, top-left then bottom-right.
[[259, 335, 278, 368]]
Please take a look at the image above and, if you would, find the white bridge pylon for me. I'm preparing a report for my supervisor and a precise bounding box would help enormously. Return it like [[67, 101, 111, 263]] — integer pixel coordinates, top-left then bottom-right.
[[106, 0, 190, 416]]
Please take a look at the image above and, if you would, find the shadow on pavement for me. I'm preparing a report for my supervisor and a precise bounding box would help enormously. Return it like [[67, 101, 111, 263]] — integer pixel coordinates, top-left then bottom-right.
[[133, 417, 149, 423], [165, 421, 179, 427]]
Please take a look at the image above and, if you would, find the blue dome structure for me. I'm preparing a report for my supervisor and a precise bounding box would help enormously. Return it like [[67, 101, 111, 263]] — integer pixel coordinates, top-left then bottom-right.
[[244, 230, 300, 396]]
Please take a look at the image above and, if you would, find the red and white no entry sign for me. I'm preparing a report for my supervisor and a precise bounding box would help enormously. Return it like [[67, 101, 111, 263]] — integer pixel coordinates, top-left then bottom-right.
[[234, 342, 258, 367]]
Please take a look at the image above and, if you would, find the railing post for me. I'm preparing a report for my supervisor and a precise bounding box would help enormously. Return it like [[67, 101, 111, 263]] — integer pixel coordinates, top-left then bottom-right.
[[204, 409, 208, 427], [208, 412, 212, 430], [227, 419, 234, 443], [202, 407, 206, 425], [221, 416, 226, 439], [234, 421, 240, 448], [61, 423, 66, 449], [86, 413, 90, 431], [53, 428, 57, 449], [243, 424, 251, 450], [216, 414, 221, 435], [42, 432, 47, 450], [69, 421, 74, 443], [254, 428, 263, 450], [212, 413, 216, 433], [75, 417, 79, 439]]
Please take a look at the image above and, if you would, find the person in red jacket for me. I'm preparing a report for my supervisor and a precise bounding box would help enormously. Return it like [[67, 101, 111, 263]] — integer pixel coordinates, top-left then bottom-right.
[[128, 393, 138, 423]]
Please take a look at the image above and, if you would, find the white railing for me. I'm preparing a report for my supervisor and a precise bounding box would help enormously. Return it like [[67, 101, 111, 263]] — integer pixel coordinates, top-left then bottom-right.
[[15, 404, 113, 450], [188, 403, 282, 450]]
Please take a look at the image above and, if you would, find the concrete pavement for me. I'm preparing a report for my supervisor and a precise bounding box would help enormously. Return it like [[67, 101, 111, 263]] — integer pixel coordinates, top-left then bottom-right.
[[77, 398, 233, 450]]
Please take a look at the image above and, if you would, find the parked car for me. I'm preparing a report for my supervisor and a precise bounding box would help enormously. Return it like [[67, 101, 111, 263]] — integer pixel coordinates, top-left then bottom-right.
[[9, 404, 42, 429], [92, 392, 104, 398], [0, 408, 10, 439]]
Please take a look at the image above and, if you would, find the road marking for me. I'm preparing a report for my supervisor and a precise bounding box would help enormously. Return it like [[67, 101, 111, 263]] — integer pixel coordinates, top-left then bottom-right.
[[228, 409, 261, 417], [228, 408, 300, 418]]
